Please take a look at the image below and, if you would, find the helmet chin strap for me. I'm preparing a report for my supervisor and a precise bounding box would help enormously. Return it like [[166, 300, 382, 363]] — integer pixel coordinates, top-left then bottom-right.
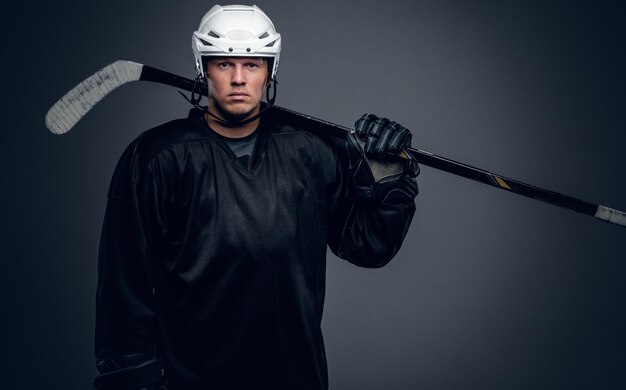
[[179, 76, 277, 128]]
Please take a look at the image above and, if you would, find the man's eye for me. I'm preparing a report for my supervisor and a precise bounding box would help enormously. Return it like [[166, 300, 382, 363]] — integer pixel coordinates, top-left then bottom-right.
[[246, 63, 260, 68], [218, 62, 230, 68]]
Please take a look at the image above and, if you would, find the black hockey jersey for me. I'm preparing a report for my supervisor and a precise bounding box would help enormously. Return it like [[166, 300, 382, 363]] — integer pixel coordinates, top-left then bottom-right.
[[95, 109, 415, 389]]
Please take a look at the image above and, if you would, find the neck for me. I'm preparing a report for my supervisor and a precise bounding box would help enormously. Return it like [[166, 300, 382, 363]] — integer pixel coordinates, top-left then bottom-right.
[[204, 105, 260, 138]]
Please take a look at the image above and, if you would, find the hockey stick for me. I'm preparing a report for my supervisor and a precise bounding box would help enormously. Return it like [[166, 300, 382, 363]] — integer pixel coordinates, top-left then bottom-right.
[[45, 60, 626, 228]]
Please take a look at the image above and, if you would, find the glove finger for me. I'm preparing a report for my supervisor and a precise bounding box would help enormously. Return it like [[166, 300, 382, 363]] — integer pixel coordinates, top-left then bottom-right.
[[375, 122, 404, 154], [354, 113, 378, 139], [365, 117, 389, 154], [387, 126, 411, 153]]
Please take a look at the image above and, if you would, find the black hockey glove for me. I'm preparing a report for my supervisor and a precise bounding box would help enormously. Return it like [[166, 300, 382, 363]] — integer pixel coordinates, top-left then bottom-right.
[[94, 353, 166, 390], [346, 113, 419, 206]]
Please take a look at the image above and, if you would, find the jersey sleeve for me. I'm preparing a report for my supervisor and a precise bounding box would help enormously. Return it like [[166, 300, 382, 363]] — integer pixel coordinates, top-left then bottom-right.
[[323, 136, 416, 268], [95, 139, 167, 361]]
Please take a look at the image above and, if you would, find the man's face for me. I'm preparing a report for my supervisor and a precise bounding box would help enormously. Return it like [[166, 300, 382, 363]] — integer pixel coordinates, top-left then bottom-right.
[[206, 57, 268, 121]]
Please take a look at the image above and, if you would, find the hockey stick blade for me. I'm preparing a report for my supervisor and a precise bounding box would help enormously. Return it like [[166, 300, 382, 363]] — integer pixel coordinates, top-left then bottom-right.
[[46, 61, 201, 134], [46, 61, 145, 134], [45, 60, 626, 228]]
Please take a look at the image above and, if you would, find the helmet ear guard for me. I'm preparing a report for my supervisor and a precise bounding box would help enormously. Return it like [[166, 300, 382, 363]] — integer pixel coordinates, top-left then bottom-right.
[[266, 77, 277, 106]]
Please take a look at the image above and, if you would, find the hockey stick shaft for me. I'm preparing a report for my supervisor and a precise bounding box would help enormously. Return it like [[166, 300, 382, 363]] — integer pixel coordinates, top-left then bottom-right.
[[45, 61, 626, 228], [263, 105, 625, 228]]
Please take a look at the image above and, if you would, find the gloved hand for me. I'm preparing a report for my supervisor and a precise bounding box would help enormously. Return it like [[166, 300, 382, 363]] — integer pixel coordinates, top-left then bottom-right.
[[346, 113, 419, 206], [94, 354, 166, 390]]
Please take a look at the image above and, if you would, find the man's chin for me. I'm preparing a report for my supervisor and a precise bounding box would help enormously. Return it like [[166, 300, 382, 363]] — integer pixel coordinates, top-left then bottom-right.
[[216, 102, 259, 122]]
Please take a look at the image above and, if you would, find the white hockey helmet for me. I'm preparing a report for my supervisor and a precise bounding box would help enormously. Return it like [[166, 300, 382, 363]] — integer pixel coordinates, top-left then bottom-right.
[[192, 4, 281, 80]]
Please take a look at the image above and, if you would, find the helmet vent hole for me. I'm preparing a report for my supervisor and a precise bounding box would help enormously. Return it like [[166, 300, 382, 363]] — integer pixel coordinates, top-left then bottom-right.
[[259, 32, 269, 39], [200, 39, 213, 46], [208, 31, 220, 38], [265, 41, 275, 47]]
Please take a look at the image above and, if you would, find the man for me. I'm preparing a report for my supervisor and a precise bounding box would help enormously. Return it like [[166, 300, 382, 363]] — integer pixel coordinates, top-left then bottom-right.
[[94, 5, 419, 390]]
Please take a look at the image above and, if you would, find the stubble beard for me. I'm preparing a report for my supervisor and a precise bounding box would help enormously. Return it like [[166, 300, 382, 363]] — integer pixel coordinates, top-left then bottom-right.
[[210, 97, 260, 123]]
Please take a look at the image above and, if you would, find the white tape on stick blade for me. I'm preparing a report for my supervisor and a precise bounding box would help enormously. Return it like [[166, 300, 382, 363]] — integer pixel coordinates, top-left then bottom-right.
[[45, 61, 143, 134]]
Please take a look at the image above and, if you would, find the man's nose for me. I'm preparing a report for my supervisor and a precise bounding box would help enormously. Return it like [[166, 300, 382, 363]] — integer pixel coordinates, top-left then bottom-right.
[[231, 65, 245, 85]]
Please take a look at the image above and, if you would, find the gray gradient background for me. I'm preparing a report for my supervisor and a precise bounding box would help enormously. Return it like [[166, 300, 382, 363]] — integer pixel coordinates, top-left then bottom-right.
[[3, 1, 626, 389]]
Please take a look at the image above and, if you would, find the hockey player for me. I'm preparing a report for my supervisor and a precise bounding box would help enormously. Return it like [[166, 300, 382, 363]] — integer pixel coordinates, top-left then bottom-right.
[[94, 5, 419, 390]]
